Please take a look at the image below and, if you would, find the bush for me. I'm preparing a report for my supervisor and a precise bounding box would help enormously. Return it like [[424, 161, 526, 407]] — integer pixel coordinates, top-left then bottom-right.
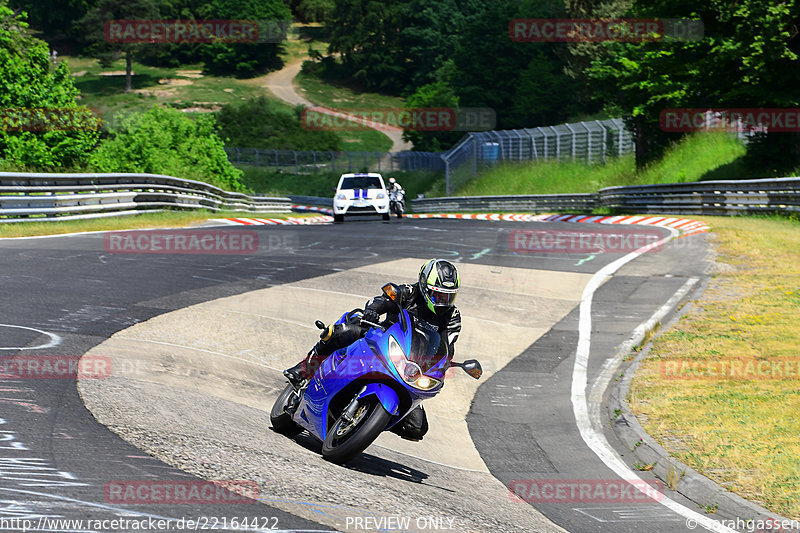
[[199, 0, 292, 77], [216, 96, 341, 151], [0, 5, 101, 168], [90, 106, 247, 192]]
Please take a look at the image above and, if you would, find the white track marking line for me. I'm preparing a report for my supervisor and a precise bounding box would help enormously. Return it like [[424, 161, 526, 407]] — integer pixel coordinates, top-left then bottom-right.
[[571, 230, 737, 533], [0, 324, 62, 351], [588, 277, 698, 407], [113, 337, 282, 372]]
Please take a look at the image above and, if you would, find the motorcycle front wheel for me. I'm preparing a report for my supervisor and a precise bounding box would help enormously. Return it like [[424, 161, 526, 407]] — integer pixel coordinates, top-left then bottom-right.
[[322, 396, 391, 464], [270, 384, 304, 437]]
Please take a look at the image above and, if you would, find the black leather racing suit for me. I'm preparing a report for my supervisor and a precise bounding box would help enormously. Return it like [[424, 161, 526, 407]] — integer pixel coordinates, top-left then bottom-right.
[[362, 283, 461, 440], [364, 283, 461, 360]]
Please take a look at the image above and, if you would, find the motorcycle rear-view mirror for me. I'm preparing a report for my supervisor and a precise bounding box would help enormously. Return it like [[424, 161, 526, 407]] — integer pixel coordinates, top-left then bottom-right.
[[451, 359, 483, 380], [382, 283, 402, 305]]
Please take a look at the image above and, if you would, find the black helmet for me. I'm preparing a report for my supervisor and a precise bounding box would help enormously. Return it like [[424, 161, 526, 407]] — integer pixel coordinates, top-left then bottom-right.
[[418, 259, 460, 313]]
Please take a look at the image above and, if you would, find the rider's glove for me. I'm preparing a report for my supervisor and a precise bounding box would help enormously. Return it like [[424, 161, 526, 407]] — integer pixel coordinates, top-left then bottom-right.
[[362, 309, 380, 324]]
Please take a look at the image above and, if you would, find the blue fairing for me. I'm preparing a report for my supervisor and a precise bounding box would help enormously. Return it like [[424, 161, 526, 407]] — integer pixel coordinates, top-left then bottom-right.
[[292, 309, 446, 441]]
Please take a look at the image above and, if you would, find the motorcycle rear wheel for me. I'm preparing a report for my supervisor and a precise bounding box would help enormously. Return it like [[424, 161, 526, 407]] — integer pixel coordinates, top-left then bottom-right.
[[322, 396, 391, 464], [270, 384, 304, 437]]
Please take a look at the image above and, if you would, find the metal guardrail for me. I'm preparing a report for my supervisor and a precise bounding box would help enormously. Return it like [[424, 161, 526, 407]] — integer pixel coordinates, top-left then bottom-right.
[[412, 194, 598, 214], [411, 178, 800, 215], [599, 177, 800, 215], [0, 172, 293, 223], [2, 172, 798, 223]]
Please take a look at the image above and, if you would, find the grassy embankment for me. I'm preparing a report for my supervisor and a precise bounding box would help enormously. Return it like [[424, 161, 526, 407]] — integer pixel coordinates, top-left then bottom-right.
[[630, 215, 800, 519], [0, 211, 312, 239], [454, 131, 750, 196]]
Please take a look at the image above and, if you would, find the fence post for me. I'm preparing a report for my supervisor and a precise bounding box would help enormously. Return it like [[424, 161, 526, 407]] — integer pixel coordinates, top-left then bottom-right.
[[472, 134, 478, 178], [551, 126, 560, 160], [582, 121, 591, 163], [293, 151, 298, 174], [445, 158, 451, 196], [565, 123, 577, 162], [255, 149, 259, 166], [313, 150, 317, 172]]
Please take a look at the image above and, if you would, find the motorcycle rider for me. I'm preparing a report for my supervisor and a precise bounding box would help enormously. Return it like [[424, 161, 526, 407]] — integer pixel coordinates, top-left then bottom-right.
[[387, 177, 403, 193], [283, 259, 462, 440]]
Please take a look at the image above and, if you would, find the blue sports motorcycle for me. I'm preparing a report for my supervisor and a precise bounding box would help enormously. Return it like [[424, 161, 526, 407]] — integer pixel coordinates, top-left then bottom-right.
[[270, 283, 482, 465]]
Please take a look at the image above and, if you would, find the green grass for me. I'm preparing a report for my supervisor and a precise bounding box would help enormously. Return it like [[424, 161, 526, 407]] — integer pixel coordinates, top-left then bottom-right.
[[0, 210, 304, 238], [281, 23, 328, 63], [66, 53, 389, 152], [630, 215, 800, 519], [295, 68, 405, 112], [453, 132, 750, 197], [337, 130, 393, 152], [239, 166, 443, 198], [69, 57, 269, 130]]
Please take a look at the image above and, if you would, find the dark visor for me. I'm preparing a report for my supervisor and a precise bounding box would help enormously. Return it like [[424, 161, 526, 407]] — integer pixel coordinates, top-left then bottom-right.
[[429, 288, 457, 306]]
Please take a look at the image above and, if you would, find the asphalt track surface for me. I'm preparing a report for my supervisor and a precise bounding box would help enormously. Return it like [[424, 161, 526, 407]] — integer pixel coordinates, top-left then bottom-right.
[[0, 216, 746, 533]]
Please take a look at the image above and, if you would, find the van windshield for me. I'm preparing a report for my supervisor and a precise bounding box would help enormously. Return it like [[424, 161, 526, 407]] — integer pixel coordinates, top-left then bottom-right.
[[340, 176, 383, 190]]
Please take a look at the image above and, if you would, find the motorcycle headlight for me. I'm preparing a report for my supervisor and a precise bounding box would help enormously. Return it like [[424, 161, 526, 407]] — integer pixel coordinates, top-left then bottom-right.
[[387, 336, 442, 391], [388, 335, 405, 360], [413, 375, 440, 391]]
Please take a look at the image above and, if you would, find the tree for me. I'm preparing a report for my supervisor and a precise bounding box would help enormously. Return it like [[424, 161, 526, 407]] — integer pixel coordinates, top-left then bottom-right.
[[583, 0, 800, 170], [90, 106, 247, 191], [196, 0, 291, 77], [9, 0, 96, 35], [325, 0, 490, 94], [78, 0, 161, 92], [0, 2, 101, 168], [402, 62, 463, 151], [450, 0, 591, 130], [287, 0, 335, 23]]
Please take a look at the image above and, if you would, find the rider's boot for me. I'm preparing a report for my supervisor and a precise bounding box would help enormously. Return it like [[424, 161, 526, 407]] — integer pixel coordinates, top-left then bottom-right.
[[283, 341, 330, 388], [283, 320, 362, 388]]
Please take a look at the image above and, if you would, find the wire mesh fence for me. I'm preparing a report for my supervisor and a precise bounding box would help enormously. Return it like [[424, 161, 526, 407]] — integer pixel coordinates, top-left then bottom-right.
[[440, 118, 634, 194], [224, 118, 634, 193], [224, 147, 446, 174]]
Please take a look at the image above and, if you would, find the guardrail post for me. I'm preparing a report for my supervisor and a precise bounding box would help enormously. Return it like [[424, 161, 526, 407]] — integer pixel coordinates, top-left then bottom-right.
[[293, 151, 298, 174]]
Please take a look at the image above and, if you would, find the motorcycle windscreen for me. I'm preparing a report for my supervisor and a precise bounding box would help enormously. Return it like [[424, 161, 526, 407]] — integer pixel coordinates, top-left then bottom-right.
[[407, 316, 444, 373]]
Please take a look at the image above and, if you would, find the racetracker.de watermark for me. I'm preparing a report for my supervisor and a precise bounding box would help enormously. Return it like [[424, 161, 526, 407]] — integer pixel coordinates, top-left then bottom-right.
[[0, 355, 111, 379], [104, 230, 260, 255], [661, 357, 800, 380], [104, 19, 291, 44], [300, 107, 496, 132], [509, 18, 703, 42], [508, 479, 663, 503], [0, 107, 101, 132], [104, 480, 259, 505], [508, 228, 665, 254], [661, 108, 800, 132]]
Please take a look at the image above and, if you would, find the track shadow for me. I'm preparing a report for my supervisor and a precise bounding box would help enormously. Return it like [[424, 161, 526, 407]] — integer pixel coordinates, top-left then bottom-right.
[[274, 430, 454, 492]]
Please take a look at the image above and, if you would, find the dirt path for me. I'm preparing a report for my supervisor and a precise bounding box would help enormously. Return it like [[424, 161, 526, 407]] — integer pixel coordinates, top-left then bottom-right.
[[260, 59, 412, 154]]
